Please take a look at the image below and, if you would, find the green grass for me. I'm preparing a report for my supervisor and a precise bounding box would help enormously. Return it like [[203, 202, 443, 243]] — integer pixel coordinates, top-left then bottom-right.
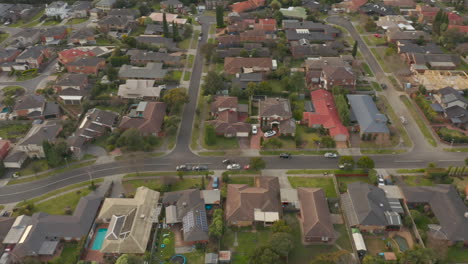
[[229, 176, 255, 186], [0, 205, 4, 210], [96, 37, 114, 45], [288, 177, 337, 197], [209, 24, 216, 34], [335, 224, 353, 252], [0, 33, 9, 44], [260, 150, 336, 155], [66, 18, 88, 25], [157, 229, 175, 261], [364, 235, 388, 255], [8, 160, 96, 185], [402, 176, 435, 186], [178, 37, 191, 49], [183, 71, 191, 81], [362, 63, 374, 77], [16, 71, 38, 81], [380, 96, 412, 147], [198, 151, 226, 156], [204, 136, 239, 150], [400, 95, 437, 147], [221, 226, 272, 264], [191, 30, 200, 49], [185, 251, 204, 264], [371, 81, 382, 91], [355, 25, 365, 34], [129, 25, 146, 36], [287, 169, 366, 175], [362, 35, 387, 46], [371, 47, 391, 73], [35, 189, 92, 215], [446, 246, 468, 263], [21, 20, 41, 28], [42, 20, 60, 26], [18, 160, 50, 176], [187, 54, 195, 68], [360, 149, 406, 154], [59, 243, 79, 264], [444, 147, 468, 152], [2, 85, 25, 96], [388, 75, 403, 91], [0, 123, 31, 141], [396, 169, 425, 173]]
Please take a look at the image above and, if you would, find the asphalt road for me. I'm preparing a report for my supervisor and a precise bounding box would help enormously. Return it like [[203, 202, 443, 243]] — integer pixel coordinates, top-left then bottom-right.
[[0, 15, 466, 204]]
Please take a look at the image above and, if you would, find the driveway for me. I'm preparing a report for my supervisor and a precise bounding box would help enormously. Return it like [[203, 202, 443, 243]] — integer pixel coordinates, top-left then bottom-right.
[[250, 130, 263, 149]]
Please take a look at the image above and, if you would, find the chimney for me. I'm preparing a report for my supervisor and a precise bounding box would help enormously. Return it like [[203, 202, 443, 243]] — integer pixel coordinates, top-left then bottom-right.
[[183, 202, 187, 207]]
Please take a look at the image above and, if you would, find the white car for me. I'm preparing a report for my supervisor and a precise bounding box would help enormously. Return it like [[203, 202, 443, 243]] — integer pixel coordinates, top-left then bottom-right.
[[324, 152, 338, 158], [227, 163, 241, 170], [252, 125, 258, 135], [263, 130, 276, 138]]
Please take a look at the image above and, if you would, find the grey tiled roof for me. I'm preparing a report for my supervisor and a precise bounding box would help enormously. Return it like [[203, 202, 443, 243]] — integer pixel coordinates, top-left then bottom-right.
[[118, 63, 167, 79], [19, 121, 61, 146], [347, 94, 390, 134]]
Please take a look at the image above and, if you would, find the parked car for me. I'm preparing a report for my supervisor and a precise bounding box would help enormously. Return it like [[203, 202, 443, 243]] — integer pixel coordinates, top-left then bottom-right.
[[212, 176, 219, 188], [227, 163, 241, 170], [264, 130, 277, 138], [279, 153, 292, 159], [194, 165, 208, 171], [374, 33, 381, 38], [381, 83, 387, 90], [198, 36, 202, 41], [252, 125, 258, 135], [222, 159, 231, 164], [338, 163, 352, 169], [324, 152, 338, 158], [243, 165, 250, 170], [378, 176, 385, 186], [176, 165, 192, 171]]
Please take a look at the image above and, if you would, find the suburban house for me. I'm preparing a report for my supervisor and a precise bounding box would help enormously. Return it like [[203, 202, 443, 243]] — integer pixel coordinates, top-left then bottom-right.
[[163, 189, 210, 244], [69, 28, 96, 45], [386, 29, 431, 43], [359, 3, 395, 16], [69, 1, 92, 18], [320, 66, 356, 90], [11, 94, 60, 120], [283, 20, 340, 38], [0, 48, 21, 65], [98, 15, 134, 33], [136, 36, 177, 50], [54, 73, 89, 105], [341, 0, 368, 12], [66, 57, 106, 75], [297, 188, 335, 244], [45, 1, 69, 19], [341, 182, 402, 232], [126, 49, 181, 66], [205, 0, 229, 9], [95, 0, 116, 10], [95, 187, 160, 254], [207, 96, 250, 138], [0, 216, 15, 256], [402, 185, 468, 245], [4, 193, 103, 261], [433, 87, 468, 130], [303, 89, 349, 148], [9, 29, 41, 48], [444, 106, 468, 130], [404, 53, 459, 72], [217, 35, 241, 48], [383, 0, 415, 8], [67, 108, 119, 158], [226, 177, 281, 226], [3, 151, 28, 169], [305, 56, 354, 86], [0, 4, 37, 24], [224, 57, 274, 75], [118, 63, 168, 80], [397, 40, 443, 55], [15, 46, 50, 69], [232, 72, 264, 89], [161, 0, 184, 11], [0, 140, 11, 160], [216, 44, 270, 59], [148, 12, 187, 24], [413, 4, 439, 23], [230, 0, 265, 13], [258, 98, 296, 136], [108, 8, 138, 19], [377, 15, 415, 31], [347, 95, 390, 143], [119, 102, 167, 136], [58, 48, 96, 65], [16, 121, 62, 159], [41, 26, 68, 45], [118, 80, 164, 100]]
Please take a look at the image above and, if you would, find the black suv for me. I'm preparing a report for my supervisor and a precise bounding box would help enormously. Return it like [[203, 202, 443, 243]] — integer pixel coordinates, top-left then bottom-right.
[[279, 153, 292, 159]]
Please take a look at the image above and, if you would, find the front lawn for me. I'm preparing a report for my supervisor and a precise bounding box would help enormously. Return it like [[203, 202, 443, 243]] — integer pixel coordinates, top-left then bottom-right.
[[178, 37, 191, 49], [400, 95, 437, 147], [446, 246, 468, 263], [66, 18, 88, 25], [0, 33, 9, 44], [16, 70, 39, 81], [18, 159, 50, 176], [288, 177, 337, 198], [183, 71, 191, 81], [402, 176, 434, 186], [0, 123, 31, 141], [42, 20, 61, 26], [362, 63, 374, 77], [228, 176, 255, 186], [337, 176, 371, 192], [379, 95, 411, 147], [35, 189, 92, 215], [204, 136, 239, 150]]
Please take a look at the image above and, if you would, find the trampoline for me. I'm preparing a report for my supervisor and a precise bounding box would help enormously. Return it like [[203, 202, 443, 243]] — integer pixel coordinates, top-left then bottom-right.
[[170, 254, 187, 264]]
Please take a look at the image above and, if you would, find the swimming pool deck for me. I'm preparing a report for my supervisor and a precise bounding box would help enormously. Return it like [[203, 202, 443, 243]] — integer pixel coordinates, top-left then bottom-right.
[[82, 224, 108, 263]]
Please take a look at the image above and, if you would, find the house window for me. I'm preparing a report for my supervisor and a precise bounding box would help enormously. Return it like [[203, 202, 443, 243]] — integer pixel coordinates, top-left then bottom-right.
[[321, 236, 329, 242]]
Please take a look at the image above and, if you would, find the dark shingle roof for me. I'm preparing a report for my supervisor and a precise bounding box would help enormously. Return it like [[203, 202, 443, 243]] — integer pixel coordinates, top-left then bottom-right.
[[439, 87, 468, 105], [19, 121, 61, 146], [347, 95, 389, 134], [55, 73, 88, 87], [13, 94, 44, 111]]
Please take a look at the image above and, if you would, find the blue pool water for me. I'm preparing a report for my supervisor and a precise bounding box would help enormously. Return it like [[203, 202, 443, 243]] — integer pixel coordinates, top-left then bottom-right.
[[91, 228, 108, 250]]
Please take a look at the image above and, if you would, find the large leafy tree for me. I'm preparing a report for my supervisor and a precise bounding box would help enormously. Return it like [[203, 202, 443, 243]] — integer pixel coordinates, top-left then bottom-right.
[[357, 156, 375, 169], [269, 232, 294, 257], [163, 12, 169, 37], [398, 247, 435, 264], [202, 71, 224, 95], [115, 254, 144, 264], [249, 157, 266, 170], [272, 220, 292, 233], [216, 5, 224, 28], [338, 155, 355, 169], [250, 247, 282, 264], [163, 88, 189, 114]]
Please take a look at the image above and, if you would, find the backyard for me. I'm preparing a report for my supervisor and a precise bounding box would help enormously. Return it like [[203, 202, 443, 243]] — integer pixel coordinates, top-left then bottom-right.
[[288, 177, 337, 198], [0, 123, 31, 141], [155, 229, 175, 262]]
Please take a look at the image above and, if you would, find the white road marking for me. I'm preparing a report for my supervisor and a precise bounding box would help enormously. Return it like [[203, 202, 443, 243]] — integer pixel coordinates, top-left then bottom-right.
[[394, 160, 423, 163]]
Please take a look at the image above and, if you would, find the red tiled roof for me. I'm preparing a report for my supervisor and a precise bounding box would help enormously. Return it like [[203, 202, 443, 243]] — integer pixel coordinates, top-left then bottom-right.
[[254, 19, 277, 31], [447, 12, 463, 23], [230, 0, 265, 13], [448, 25, 468, 33], [119, 102, 166, 135], [302, 89, 349, 140], [224, 57, 272, 75], [59, 49, 96, 64], [349, 0, 368, 11]]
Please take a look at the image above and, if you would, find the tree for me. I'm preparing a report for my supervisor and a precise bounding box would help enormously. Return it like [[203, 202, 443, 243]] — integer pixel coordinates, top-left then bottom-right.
[[43, 141, 71, 168], [183, 24, 193, 39], [116, 129, 145, 151], [338, 156, 354, 169], [364, 17, 377, 32], [190, 4, 197, 14], [357, 156, 375, 169], [115, 254, 143, 264], [3, 96, 15, 107], [334, 94, 350, 125], [163, 12, 169, 37], [163, 88, 189, 114], [269, 0, 281, 10], [172, 21, 180, 41], [216, 5, 224, 28], [200, 43, 217, 61], [272, 220, 292, 233], [269, 232, 294, 257], [398, 247, 435, 264], [352, 41, 358, 58], [465, 157, 468, 166], [249, 157, 266, 170], [362, 255, 386, 264], [320, 136, 336, 148], [105, 65, 118, 81], [122, 35, 137, 48], [139, 5, 151, 16], [250, 247, 281, 264], [202, 71, 224, 95], [204, 124, 216, 146], [209, 209, 224, 239]]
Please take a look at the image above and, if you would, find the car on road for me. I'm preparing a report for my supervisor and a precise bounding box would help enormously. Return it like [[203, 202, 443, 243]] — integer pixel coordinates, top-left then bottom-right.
[[324, 152, 338, 158], [279, 153, 292, 159], [198, 36, 202, 41], [243, 165, 250, 170], [264, 130, 276, 138], [193, 165, 208, 171], [338, 163, 352, 169], [91, 19, 98, 23], [252, 125, 258, 135], [378, 175, 385, 186], [222, 159, 231, 164], [381, 83, 387, 90], [227, 163, 241, 170], [176, 165, 192, 171]]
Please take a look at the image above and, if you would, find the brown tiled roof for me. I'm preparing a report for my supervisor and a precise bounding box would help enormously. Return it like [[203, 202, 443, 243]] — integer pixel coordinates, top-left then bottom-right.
[[224, 57, 272, 75], [225, 177, 280, 223], [119, 102, 166, 135], [258, 98, 292, 118], [211, 96, 238, 113], [297, 188, 335, 240], [322, 66, 355, 80]]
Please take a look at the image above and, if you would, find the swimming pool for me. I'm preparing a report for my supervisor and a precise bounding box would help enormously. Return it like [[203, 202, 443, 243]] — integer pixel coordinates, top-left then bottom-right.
[[393, 235, 409, 252], [91, 228, 108, 250]]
